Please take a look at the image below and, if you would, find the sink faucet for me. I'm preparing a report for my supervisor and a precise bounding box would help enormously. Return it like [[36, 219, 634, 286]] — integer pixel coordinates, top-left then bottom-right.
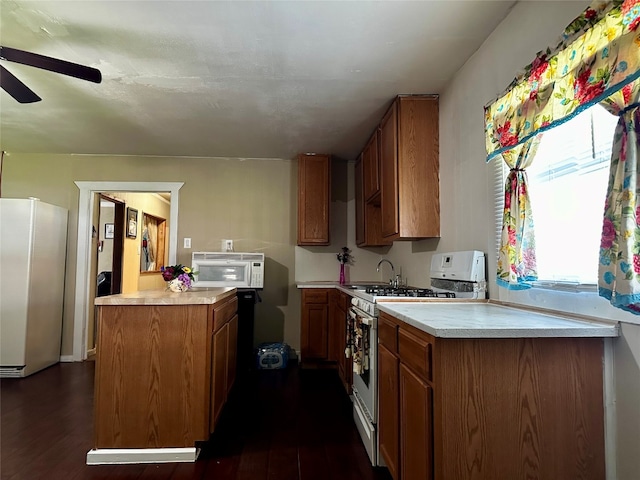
[[377, 259, 398, 288]]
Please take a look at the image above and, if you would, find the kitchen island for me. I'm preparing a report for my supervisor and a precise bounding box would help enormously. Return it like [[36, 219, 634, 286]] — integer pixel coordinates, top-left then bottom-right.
[[375, 300, 619, 480], [87, 287, 238, 465]]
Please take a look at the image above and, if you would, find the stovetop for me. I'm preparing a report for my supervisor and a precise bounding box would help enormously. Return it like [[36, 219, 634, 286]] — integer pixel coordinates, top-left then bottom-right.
[[364, 286, 456, 298]]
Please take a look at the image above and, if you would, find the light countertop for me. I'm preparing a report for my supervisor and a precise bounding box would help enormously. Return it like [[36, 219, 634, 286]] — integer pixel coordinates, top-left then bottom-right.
[[94, 287, 237, 306], [376, 301, 619, 338]]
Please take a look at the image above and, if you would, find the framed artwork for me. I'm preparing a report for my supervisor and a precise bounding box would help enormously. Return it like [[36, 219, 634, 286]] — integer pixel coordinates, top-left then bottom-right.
[[126, 207, 138, 239], [104, 223, 114, 239]]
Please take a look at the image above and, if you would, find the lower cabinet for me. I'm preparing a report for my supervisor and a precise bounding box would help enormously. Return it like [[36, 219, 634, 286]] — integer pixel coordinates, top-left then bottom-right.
[[377, 311, 607, 480], [210, 322, 228, 430], [330, 289, 352, 393], [378, 312, 433, 480], [93, 292, 238, 450], [210, 307, 238, 433], [378, 343, 400, 480], [301, 289, 330, 362], [399, 363, 433, 480], [300, 288, 352, 392]]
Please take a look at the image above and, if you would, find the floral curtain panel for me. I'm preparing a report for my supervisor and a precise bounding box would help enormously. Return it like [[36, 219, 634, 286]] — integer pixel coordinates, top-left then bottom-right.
[[484, 0, 640, 162], [598, 78, 640, 312], [497, 137, 542, 289]]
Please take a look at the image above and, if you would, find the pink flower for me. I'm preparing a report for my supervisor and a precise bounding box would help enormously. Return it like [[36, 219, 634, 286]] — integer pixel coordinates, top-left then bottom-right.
[[635, 205, 640, 224], [622, 83, 634, 104], [634, 254, 640, 273], [507, 225, 516, 246], [496, 121, 519, 147], [574, 68, 605, 104], [600, 218, 616, 249], [529, 55, 549, 83]]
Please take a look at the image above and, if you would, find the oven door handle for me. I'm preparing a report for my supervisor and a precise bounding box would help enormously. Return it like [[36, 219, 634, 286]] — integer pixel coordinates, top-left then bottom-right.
[[350, 306, 375, 326]]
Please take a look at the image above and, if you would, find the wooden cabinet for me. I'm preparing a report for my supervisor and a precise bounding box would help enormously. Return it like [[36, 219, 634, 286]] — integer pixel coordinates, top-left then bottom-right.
[[355, 157, 365, 246], [380, 95, 440, 240], [300, 287, 351, 386], [329, 289, 352, 393], [297, 153, 331, 245], [362, 130, 380, 202], [377, 311, 607, 480], [400, 363, 433, 480], [378, 312, 427, 480], [227, 314, 238, 395], [378, 342, 400, 480], [210, 322, 228, 430], [93, 292, 238, 449], [355, 153, 392, 247], [209, 295, 239, 432], [301, 288, 330, 362]]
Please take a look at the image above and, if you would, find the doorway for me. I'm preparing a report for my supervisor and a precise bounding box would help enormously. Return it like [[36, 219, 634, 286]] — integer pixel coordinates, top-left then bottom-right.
[[73, 181, 183, 361], [87, 195, 125, 356]]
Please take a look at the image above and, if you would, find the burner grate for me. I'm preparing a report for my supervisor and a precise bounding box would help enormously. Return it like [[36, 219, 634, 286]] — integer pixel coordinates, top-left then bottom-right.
[[365, 286, 456, 298]]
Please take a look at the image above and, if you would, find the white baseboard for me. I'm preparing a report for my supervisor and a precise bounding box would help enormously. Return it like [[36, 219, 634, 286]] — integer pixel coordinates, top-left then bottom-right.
[[86, 447, 199, 465], [59, 355, 75, 363]]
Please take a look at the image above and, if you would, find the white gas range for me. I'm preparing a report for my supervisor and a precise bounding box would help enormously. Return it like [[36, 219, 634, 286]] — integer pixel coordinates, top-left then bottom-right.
[[347, 250, 486, 466]]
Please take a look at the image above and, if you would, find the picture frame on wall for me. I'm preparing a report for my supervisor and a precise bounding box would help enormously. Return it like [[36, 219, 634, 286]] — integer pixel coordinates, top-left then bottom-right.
[[104, 223, 114, 239], [126, 207, 138, 239]]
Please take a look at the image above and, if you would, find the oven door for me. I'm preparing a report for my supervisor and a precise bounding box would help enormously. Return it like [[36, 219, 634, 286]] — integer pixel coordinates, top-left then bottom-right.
[[192, 260, 251, 287], [349, 305, 377, 423]]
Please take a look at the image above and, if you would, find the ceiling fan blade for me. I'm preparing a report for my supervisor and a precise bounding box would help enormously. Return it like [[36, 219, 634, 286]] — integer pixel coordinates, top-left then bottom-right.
[[0, 65, 41, 103], [0, 46, 102, 84]]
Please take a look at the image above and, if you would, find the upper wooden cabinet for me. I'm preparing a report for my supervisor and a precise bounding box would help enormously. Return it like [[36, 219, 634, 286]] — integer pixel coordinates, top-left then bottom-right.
[[362, 130, 380, 202], [297, 153, 331, 246], [380, 95, 440, 240], [355, 150, 393, 247]]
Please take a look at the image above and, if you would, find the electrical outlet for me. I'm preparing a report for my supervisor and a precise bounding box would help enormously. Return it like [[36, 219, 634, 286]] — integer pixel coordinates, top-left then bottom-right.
[[222, 239, 233, 252], [184, 237, 191, 249]]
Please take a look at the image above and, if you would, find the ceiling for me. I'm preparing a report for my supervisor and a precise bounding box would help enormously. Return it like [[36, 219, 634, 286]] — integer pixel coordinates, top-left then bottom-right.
[[0, 0, 517, 161]]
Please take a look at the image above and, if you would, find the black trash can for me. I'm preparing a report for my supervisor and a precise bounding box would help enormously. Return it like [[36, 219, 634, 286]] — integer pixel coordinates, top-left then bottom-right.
[[236, 288, 259, 375]]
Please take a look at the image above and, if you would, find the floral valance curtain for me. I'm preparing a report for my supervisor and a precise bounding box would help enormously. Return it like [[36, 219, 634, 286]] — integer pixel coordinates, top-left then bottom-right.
[[484, 0, 640, 162]]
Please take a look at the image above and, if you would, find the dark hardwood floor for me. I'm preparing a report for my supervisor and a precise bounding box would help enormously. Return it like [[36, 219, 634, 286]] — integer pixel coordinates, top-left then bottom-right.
[[1, 361, 391, 480]]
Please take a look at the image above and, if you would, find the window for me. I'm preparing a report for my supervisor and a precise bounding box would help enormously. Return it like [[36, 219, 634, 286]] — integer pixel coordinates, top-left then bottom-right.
[[496, 104, 619, 287]]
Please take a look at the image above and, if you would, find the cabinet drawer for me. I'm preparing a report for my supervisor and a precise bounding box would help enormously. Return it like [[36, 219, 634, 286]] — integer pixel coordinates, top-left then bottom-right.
[[378, 313, 398, 353], [303, 289, 329, 304], [213, 295, 238, 332], [398, 326, 433, 382]]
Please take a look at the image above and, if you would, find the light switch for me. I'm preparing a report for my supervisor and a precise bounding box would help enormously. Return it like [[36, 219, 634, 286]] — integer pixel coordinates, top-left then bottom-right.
[[184, 237, 191, 249]]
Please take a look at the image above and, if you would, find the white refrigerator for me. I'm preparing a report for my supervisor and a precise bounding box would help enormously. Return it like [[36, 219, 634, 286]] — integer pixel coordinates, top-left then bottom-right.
[[0, 198, 68, 377]]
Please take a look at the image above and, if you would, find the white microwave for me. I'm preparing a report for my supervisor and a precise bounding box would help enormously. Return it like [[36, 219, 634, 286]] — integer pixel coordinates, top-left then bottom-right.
[[191, 252, 264, 288]]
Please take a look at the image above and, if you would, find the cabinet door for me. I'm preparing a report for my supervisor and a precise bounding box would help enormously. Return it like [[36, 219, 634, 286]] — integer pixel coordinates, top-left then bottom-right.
[[380, 101, 399, 238], [378, 344, 400, 480], [400, 363, 433, 480], [363, 130, 380, 202], [297, 153, 331, 245], [357, 149, 393, 247], [210, 323, 228, 433], [355, 157, 365, 246], [328, 292, 342, 363], [226, 314, 238, 396], [302, 303, 329, 360], [396, 96, 440, 238]]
